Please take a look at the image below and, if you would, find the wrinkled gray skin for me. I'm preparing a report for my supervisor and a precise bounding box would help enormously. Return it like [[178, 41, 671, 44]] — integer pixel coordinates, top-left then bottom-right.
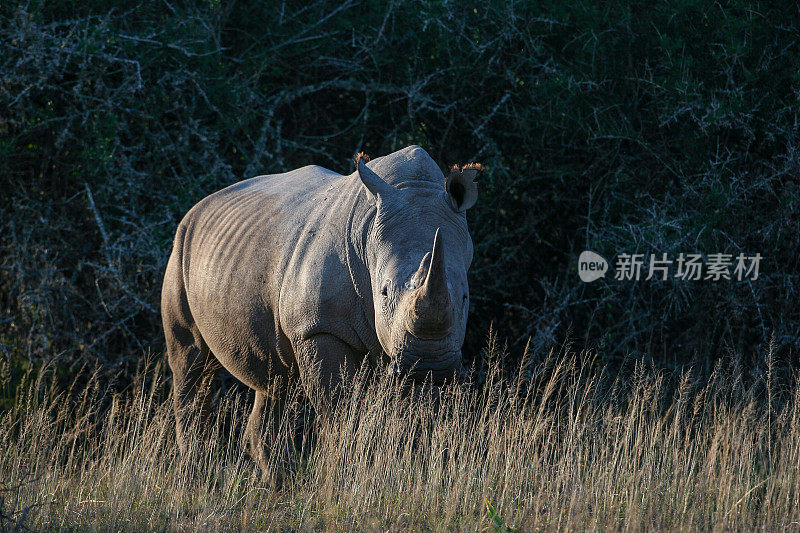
[[161, 145, 479, 465]]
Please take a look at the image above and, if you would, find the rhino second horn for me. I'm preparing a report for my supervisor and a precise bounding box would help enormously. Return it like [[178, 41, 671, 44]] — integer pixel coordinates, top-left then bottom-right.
[[409, 251, 431, 289], [405, 228, 453, 340]]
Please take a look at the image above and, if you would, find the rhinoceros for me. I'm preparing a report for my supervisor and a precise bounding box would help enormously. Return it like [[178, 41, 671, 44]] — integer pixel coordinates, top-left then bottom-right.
[[161, 145, 481, 461]]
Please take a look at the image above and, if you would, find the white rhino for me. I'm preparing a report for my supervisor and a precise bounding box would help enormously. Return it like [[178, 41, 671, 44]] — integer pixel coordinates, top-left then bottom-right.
[[161, 145, 481, 462]]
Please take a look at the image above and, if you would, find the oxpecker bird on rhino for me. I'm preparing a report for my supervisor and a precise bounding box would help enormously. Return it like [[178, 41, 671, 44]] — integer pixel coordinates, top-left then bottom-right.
[[161, 145, 482, 467]]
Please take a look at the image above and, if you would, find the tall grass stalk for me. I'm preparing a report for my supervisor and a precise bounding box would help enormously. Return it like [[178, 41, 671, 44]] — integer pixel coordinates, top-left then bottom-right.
[[1, 346, 798, 531]]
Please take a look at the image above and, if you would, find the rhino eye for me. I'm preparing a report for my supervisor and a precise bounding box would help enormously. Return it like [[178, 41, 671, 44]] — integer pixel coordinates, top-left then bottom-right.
[[381, 282, 390, 297]]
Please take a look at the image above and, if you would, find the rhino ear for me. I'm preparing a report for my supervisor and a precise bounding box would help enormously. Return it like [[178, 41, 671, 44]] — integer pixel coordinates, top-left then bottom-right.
[[445, 163, 482, 212], [355, 152, 398, 202]]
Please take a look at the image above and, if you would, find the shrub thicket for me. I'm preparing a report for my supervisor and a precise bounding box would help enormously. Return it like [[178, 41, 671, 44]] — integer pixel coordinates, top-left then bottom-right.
[[1, 1, 798, 372]]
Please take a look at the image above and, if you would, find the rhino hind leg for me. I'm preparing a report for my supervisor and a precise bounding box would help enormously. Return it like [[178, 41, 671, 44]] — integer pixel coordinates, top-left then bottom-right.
[[162, 247, 221, 455], [166, 323, 220, 455]]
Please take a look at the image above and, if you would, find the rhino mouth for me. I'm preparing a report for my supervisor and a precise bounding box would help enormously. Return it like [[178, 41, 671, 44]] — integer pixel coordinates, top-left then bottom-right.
[[388, 349, 466, 384]]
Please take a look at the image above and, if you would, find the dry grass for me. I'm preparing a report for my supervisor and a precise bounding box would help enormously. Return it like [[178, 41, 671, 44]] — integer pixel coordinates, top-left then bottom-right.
[[1, 344, 798, 532]]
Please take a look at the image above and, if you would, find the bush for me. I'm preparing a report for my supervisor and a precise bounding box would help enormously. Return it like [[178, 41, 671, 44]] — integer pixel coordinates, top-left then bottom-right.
[[1, 0, 798, 372]]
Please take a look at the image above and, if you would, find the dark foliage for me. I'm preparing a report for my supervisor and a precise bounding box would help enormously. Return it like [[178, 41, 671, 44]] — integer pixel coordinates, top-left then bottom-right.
[[1, 0, 798, 376]]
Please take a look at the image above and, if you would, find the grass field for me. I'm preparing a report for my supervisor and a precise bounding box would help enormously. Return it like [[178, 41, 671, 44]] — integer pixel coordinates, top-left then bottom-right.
[[1, 342, 797, 531]]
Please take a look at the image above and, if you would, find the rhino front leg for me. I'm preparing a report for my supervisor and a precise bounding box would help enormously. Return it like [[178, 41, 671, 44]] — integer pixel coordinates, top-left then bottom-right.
[[295, 334, 359, 417], [243, 389, 308, 485], [243, 391, 278, 478]]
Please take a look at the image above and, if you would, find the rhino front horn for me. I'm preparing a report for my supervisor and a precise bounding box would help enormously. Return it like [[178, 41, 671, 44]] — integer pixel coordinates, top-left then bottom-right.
[[406, 228, 452, 340]]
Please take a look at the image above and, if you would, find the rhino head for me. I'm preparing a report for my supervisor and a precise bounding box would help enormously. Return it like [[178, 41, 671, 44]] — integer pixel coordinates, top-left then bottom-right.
[[355, 151, 481, 384]]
